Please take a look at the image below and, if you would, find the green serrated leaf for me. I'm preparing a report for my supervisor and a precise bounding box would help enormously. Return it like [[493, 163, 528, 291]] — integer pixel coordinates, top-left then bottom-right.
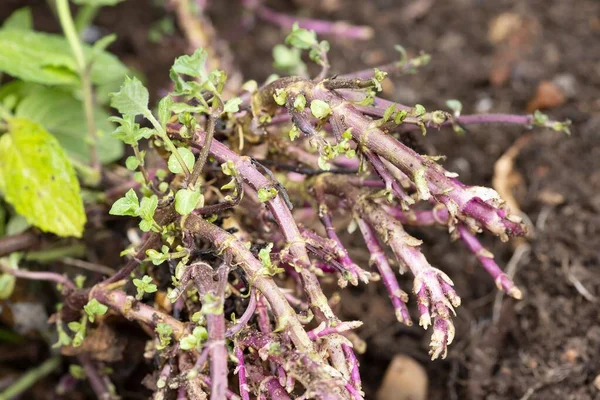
[[109, 188, 139, 217], [172, 48, 208, 78], [2, 7, 33, 31], [175, 188, 202, 215], [0, 29, 127, 88], [272, 44, 306, 75], [139, 195, 158, 221], [15, 85, 124, 164], [109, 114, 154, 146], [158, 95, 173, 128], [168, 147, 195, 174], [110, 76, 150, 117], [125, 156, 140, 171], [83, 299, 108, 323], [223, 97, 242, 113], [285, 23, 317, 50], [0, 118, 85, 237]]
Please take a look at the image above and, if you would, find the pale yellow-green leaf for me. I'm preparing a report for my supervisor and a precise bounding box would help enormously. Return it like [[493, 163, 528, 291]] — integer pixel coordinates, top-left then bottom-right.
[[0, 118, 86, 237]]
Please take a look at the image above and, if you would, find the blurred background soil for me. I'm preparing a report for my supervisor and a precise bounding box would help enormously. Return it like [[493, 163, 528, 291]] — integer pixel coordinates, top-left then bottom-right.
[[1, 0, 600, 399]]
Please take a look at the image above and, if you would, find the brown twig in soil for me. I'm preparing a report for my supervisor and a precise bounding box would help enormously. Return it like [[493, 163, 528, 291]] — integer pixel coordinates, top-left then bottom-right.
[[0, 232, 40, 258]]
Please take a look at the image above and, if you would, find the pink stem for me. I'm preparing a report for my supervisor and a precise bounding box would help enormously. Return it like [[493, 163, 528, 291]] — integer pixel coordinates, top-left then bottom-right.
[[342, 344, 363, 398], [0, 265, 76, 291], [457, 224, 522, 299], [356, 219, 412, 325], [235, 346, 250, 400], [307, 321, 363, 340], [255, 6, 373, 40], [226, 289, 257, 337]]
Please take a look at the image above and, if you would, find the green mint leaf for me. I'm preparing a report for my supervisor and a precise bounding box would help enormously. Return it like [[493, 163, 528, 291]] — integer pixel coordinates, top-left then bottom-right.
[[293, 94, 306, 111], [83, 299, 108, 323], [394, 44, 408, 64], [0, 273, 16, 300], [223, 97, 242, 113], [69, 365, 86, 380], [383, 104, 396, 122], [257, 187, 277, 203], [158, 95, 173, 128], [146, 248, 169, 265], [179, 334, 198, 351], [272, 45, 306, 75], [0, 29, 127, 88], [273, 89, 287, 106], [285, 23, 317, 50], [125, 156, 140, 171], [445, 99, 462, 117], [110, 76, 150, 117], [310, 99, 331, 119], [192, 326, 208, 341], [2, 7, 33, 31], [109, 189, 140, 217], [155, 323, 172, 350], [168, 147, 195, 174], [109, 114, 154, 146], [0, 119, 86, 237], [175, 188, 202, 215], [16, 84, 124, 164], [318, 156, 331, 171], [133, 275, 157, 299], [172, 48, 208, 78], [414, 104, 426, 117], [139, 219, 154, 232], [139, 195, 158, 221]]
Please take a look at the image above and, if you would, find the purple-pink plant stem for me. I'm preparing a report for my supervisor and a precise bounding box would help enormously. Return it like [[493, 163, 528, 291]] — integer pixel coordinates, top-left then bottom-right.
[[246, 365, 291, 400], [256, 295, 272, 334], [239, 332, 347, 399], [183, 214, 315, 354], [386, 206, 521, 298], [235, 346, 250, 400], [0, 265, 77, 291], [192, 262, 229, 400], [201, 376, 241, 400], [317, 175, 459, 358], [226, 289, 257, 337], [176, 125, 337, 320], [314, 191, 369, 285], [311, 86, 526, 240], [307, 320, 363, 340], [90, 287, 186, 338], [363, 149, 413, 206], [356, 218, 412, 325], [78, 355, 111, 400], [384, 205, 449, 226], [342, 344, 363, 399], [456, 224, 522, 298], [254, 5, 374, 40], [174, 126, 350, 376]]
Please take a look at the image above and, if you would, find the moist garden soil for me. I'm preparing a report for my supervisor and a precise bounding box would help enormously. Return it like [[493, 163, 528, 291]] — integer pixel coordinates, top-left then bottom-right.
[[1, 0, 599, 399]]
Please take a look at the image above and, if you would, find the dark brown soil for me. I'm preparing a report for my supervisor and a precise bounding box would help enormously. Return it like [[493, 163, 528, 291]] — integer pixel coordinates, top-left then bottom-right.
[[2, 0, 599, 399]]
